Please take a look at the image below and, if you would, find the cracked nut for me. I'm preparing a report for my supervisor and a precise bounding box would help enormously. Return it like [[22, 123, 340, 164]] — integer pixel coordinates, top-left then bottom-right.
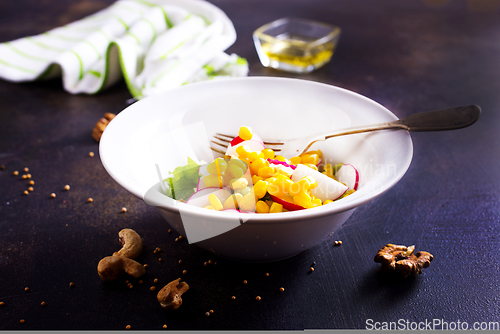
[[157, 278, 189, 310], [97, 256, 145, 282], [374, 244, 433, 278], [92, 112, 116, 142], [113, 228, 143, 259]]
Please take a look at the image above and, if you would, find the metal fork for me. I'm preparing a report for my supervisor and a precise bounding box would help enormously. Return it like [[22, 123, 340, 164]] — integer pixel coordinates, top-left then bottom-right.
[[210, 105, 481, 157]]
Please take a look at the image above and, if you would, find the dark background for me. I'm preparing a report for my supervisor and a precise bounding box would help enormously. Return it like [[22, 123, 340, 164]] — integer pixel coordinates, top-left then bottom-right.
[[1, 0, 499, 330]]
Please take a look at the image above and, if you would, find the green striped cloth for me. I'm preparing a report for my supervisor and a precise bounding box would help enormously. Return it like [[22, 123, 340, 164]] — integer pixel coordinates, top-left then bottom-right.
[[0, 0, 248, 99]]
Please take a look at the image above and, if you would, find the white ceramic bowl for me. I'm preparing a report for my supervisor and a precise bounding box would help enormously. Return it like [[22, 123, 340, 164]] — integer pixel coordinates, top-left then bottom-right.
[[100, 77, 413, 262]]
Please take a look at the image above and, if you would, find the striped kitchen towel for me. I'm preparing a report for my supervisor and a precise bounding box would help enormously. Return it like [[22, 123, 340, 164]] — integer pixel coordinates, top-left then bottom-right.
[[0, 0, 248, 99]]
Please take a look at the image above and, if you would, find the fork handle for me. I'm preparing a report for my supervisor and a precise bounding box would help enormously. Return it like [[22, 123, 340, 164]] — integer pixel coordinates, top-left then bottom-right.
[[325, 105, 481, 139]]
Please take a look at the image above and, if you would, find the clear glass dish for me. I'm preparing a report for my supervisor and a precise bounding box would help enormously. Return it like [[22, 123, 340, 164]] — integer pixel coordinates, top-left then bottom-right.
[[253, 17, 341, 73]]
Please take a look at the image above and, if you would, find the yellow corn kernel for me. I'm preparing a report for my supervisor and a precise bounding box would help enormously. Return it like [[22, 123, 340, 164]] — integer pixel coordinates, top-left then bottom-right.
[[252, 175, 263, 184], [223, 194, 242, 210], [239, 126, 253, 141], [253, 180, 269, 199], [323, 200, 334, 205], [311, 197, 322, 207], [277, 169, 292, 178], [203, 205, 215, 210], [262, 148, 275, 160], [207, 158, 227, 175], [300, 153, 320, 165], [288, 178, 313, 196], [289, 156, 301, 165], [267, 174, 289, 197], [250, 157, 269, 175], [282, 178, 294, 194], [293, 191, 312, 208], [227, 163, 246, 179], [304, 163, 318, 171], [304, 150, 323, 159], [275, 155, 286, 162], [235, 145, 252, 158], [302, 175, 318, 189], [202, 175, 220, 188], [269, 202, 283, 213], [247, 150, 265, 163], [208, 193, 223, 211], [258, 166, 277, 178], [238, 192, 256, 211], [256, 200, 270, 213], [230, 178, 248, 190]]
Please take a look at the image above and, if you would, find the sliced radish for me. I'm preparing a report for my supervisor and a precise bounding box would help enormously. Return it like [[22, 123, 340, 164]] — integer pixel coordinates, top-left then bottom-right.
[[335, 163, 359, 190], [230, 136, 245, 146], [226, 133, 265, 157], [292, 164, 348, 202], [270, 194, 306, 211], [186, 187, 232, 208]]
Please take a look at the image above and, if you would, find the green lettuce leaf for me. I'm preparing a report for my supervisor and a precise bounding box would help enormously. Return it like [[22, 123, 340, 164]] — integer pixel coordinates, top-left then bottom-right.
[[164, 157, 201, 201]]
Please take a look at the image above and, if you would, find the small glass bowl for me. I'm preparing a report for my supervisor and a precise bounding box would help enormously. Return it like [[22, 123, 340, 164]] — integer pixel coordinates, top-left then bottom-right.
[[253, 18, 341, 73]]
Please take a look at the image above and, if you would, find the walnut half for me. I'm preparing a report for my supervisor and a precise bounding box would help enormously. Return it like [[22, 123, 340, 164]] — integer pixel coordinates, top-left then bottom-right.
[[374, 244, 433, 278]]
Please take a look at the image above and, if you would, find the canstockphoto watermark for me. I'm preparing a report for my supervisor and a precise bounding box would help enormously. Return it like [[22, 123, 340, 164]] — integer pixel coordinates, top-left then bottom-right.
[[365, 318, 500, 331]]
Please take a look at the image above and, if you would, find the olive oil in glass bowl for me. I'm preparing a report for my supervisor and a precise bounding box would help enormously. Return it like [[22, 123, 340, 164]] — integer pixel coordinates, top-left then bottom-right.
[[253, 18, 341, 73]]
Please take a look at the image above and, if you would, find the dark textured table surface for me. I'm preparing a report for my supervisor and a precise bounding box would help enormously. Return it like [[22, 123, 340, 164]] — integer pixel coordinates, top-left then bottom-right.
[[1, 0, 500, 330]]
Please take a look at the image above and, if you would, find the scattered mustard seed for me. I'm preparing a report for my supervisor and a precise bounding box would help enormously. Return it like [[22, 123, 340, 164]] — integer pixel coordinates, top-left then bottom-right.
[[205, 312, 210, 317], [182, 270, 188, 274], [89, 152, 94, 157], [121, 207, 127, 213], [87, 198, 93, 203], [128, 285, 133, 289], [22, 175, 27, 179], [309, 267, 315, 273], [69, 282, 75, 288], [23, 190, 29, 195], [178, 260, 182, 264], [256, 296, 261, 301], [214, 262, 217, 265], [28, 187, 34, 192], [0, 165, 5, 170], [207, 259, 212, 264], [64, 185, 70, 191], [41, 301, 46, 306], [143, 264, 149, 269], [29, 180, 34, 185], [175, 238, 179, 242], [0, 301, 4, 306], [13, 171, 19, 176], [158, 258, 162, 262], [26, 174, 31, 179], [178, 236, 183, 240], [25, 287, 30, 292], [243, 280, 247, 284], [24, 167, 29, 172], [50, 193, 56, 198], [154, 278, 159, 284], [204, 262, 208, 266], [138, 280, 143, 285], [163, 324, 167, 329], [20, 319, 25, 324], [279, 287, 285, 292], [168, 229, 172, 233], [150, 286, 156, 291], [126, 325, 131, 330], [231, 296, 236, 300], [209, 310, 214, 314], [265, 273, 269, 277]]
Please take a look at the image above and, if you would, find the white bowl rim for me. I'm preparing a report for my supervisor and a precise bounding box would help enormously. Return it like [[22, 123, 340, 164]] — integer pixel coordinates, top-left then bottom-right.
[[100, 76, 413, 224]]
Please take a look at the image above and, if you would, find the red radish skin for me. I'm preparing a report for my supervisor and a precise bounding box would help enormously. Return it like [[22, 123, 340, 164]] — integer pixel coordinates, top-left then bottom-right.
[[270, 195, 306, 211], [336, 164, 359, 191], [230, 136, 245, 146]]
